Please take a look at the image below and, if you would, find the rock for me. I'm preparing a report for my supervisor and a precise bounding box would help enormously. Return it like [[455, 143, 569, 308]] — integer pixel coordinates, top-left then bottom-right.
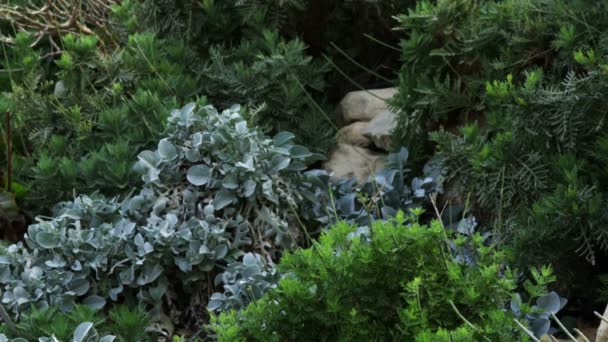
[[597, 304, 608, 342], [323, 144, 385, 182], [361, 110, 396, 151], [338, 87, 397, 123], [336, 122, 373, 147]]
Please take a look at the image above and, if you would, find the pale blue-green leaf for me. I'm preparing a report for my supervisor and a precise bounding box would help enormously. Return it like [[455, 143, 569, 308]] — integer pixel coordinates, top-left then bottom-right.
[[214, 190, 235, 210], [83, 295, 106, 310], [35, 231, 58, 249], [70, 278, 90, 296], [235, 121, 247, 134], [270, 154, 290, 172], [243, 253, 257, 266], [136, 150, 158, 169], [134, 233, 145, 248], [214, 245, 228, 259], [236, 155, 255, 171], [175, 258, 192, 272], [242, 265, 261, 278], [73, 322, 94, 342], [273, 132, 295, 146], [180, 102, 196, 118], [149, 281, 168, 301], [192, 132, 203, 147], [185, 148, 201, 162], [187, 165, 211, 186], [242, 180, 256, 197], [222, 173, 239, 190], [289, 145, 312, 159], [137, 264, 163, 285], [54, 80, 66, 97], [158, 139, 177, 160]]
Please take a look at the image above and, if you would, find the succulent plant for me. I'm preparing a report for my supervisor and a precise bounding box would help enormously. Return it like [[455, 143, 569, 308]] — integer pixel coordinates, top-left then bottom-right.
[[0, 103, 317, 318]]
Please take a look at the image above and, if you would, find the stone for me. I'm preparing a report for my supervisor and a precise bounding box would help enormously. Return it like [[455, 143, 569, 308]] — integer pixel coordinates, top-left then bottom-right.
[[361, 110, 396, 151], [338, 87, 398, 123], [323, 144, 386, 182], [336, 121, 373, 147]]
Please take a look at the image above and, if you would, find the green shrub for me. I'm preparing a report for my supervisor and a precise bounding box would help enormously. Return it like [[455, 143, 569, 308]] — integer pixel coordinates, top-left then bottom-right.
[[211, 213, 549, 341], [1, 28, 199, 214], [391, 0, 608, 290], [115, 0, 336, 153], [1, 0, 348, 217]]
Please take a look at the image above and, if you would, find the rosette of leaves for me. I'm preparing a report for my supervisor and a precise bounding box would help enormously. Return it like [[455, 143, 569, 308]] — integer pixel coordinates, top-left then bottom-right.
[[298, 147, 438, 228], [208, 253, 279, 312], [132, 102, 319, 251], [0, 103, 316, 321]]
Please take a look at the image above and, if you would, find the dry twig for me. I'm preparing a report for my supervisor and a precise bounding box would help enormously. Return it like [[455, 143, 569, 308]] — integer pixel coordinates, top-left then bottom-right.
[[0, 0, 120, 50]]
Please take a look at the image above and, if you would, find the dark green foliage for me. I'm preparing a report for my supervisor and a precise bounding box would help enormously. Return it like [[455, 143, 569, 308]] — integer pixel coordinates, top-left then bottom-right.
[[117, 0, 335, 152], [392, 0, 608, 290], [211, 214, 547, 341], [199, 31, 333, 149], [106, 305, 150, 342], [1, 25, 199, 213]]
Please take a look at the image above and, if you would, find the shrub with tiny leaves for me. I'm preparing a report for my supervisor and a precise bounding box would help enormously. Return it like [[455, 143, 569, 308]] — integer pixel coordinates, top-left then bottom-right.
[[211, 213, 554, 341]]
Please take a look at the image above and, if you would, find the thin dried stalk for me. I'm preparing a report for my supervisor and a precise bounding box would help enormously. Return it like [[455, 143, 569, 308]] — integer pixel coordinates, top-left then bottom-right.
[[0, 0, 120, 49]]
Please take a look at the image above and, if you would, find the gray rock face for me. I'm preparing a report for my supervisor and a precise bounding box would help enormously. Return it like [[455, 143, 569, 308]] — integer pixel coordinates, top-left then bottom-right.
[[338, 88, 397, 123], [361, 110, 396, 151], [323, 144, 385, 181]]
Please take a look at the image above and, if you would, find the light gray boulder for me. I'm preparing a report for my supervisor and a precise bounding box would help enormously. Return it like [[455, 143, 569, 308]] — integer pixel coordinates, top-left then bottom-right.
[[323, 144, 386, 182], [338, 88, 397, 123], [336, 121, 373, 147], [361, 110, 396, 151]]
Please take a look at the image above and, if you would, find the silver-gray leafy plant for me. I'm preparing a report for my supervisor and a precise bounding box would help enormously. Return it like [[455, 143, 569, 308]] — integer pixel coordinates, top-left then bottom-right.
[[0, 103, 316, 316]]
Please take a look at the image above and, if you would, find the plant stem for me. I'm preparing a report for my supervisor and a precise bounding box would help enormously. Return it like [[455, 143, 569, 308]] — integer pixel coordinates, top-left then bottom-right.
[[594, 311, 608, 325], [574, 328, 591, 342], [513, 318, 541, 342], [550, 313, 577, 341]]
